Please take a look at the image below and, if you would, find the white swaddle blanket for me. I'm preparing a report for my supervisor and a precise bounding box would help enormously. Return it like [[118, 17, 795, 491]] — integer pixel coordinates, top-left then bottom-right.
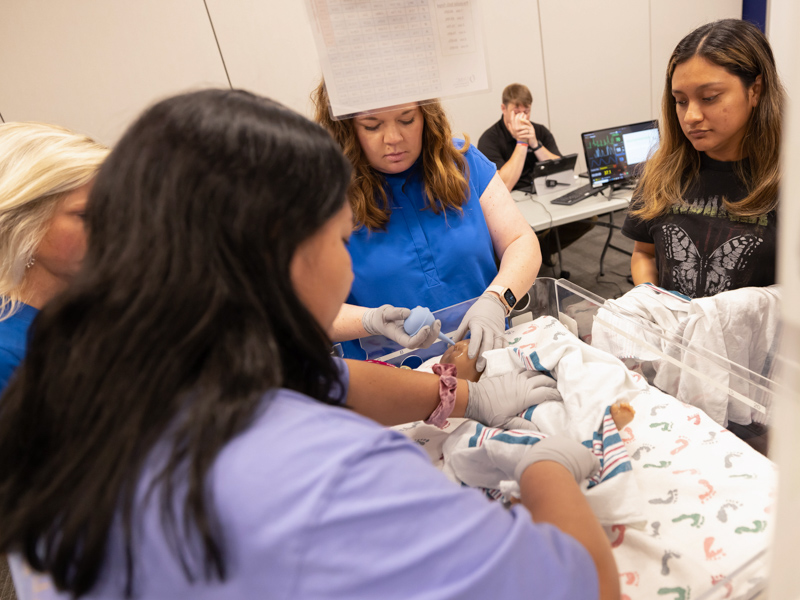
[[441, 316, 650, 526], [398, 316, 775, 599], [592, 283, 690, 362], [591, 284, 780, 426], [653, 286, 780, 426]]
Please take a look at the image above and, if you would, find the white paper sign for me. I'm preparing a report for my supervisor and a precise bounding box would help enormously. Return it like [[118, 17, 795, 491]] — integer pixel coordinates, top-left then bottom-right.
[[306, 0, 489, 118]]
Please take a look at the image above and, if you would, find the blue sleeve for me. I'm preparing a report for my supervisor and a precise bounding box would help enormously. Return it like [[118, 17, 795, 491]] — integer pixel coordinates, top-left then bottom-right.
[[455, 140, 498, 200], [297, 430, 599, 599], [0, 348, 19, 394]]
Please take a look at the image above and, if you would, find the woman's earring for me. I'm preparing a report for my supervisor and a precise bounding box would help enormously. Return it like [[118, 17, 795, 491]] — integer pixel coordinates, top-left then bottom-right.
[[26, 257, 35, 269]]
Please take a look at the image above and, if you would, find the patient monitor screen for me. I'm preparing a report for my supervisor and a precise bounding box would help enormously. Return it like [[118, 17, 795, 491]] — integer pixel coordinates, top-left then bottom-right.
[[582, 120, 659, 187]]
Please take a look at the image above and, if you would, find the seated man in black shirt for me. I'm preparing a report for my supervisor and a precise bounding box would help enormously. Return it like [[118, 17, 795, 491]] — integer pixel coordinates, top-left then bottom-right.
[[478, 83, 594, 267], [477, 83, 561, 192]]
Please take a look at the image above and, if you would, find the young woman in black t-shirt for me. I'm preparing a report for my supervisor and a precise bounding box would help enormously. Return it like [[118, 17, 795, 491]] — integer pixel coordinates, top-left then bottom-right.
[[622, 19, 784, 298]]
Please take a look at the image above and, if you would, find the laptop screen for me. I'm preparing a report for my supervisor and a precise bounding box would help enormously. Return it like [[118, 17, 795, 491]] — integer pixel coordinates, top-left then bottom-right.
[[581, 120, 659, 188]]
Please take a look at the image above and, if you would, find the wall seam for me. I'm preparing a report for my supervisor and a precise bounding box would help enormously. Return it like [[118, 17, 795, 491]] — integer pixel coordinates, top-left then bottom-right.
[[536, 0, 551, 129], [648, 0, 654, 119], [203, 0, 233, 89]]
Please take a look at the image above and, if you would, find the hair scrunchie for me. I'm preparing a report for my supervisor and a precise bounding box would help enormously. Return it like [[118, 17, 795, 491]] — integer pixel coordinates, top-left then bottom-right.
[[425, 363, 458, 428]]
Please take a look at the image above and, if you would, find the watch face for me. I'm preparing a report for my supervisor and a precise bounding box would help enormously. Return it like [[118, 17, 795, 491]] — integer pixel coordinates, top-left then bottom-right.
[[503, 289, 517, 309]]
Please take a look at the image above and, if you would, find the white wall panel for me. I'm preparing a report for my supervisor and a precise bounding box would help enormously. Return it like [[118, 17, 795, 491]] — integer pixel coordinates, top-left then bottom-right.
[[0, 1, 744, 153], [207, 0, 547, 143], [0, 0, 230, 145], [649, 0, 743, 120], [204, 0, 322, 118], [441, 0, 549, 142], [766, 0, 797, 94], [538, 0, 652, 173]]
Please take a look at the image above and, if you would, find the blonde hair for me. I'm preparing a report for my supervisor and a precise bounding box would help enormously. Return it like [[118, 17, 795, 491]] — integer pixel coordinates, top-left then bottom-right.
[[312, 81, 470, 231], [0, 122, 108, 319], [632, 19, 784, 221]]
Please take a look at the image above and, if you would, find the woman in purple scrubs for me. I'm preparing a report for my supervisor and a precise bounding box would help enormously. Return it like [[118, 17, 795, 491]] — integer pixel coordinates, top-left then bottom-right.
[[0, 90, 617, 600]]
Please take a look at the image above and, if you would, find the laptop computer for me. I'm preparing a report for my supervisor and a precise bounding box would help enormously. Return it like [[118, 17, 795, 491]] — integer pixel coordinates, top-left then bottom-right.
[[582, 120, 659, 188], [531, 153, 578, 195], [514, 153, 577, 194], [551, 120, 659, 205]]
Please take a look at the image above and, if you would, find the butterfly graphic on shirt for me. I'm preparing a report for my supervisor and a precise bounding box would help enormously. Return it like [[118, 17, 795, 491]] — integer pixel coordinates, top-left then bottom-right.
[[661, 224, 762, 297]]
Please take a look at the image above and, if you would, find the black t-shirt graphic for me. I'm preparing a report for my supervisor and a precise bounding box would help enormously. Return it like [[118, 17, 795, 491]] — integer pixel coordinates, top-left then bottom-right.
[[622, 154, 777, 298]]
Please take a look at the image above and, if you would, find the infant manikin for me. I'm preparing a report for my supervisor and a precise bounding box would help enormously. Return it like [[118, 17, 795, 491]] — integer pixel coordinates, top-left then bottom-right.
[[440, 340, 481, 382], [439, 340, 635, 429]]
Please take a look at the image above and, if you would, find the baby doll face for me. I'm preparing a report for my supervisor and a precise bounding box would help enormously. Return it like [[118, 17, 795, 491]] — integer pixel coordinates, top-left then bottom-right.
[[440, 340, 481, 382]]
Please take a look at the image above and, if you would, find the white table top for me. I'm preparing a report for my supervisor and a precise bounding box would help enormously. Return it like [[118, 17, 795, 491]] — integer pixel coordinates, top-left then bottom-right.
[[511, 176, 633, 231]]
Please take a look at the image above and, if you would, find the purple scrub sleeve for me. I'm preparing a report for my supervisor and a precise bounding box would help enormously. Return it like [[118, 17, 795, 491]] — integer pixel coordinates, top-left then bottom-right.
[[10, 360, 598, 599]]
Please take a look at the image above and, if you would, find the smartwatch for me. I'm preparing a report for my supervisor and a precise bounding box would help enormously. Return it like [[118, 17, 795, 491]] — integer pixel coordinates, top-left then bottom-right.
[[530, 141, 543, 152], [486, 285, 517, 315]]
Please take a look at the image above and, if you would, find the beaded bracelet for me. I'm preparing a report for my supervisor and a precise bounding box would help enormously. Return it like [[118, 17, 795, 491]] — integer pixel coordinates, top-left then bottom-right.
[[425, 363, 458, 428]]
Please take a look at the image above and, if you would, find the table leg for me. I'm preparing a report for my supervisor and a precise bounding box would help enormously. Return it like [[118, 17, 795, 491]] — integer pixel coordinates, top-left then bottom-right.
[[597, 212, 632, 276], [553, 227, 569, 279], [599, 213, 615, 276]]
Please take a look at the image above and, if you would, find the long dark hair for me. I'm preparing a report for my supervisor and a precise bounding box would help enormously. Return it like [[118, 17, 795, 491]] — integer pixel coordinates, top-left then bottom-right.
[[632, 18, 783, 220], [0, 89, 352, 596]]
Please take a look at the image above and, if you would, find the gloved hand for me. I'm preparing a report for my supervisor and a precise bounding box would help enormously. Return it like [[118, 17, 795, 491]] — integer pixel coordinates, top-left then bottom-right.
[[362, 305, 441, 349], [454, 293, 508, 371], [443, 423, 599, 489], [509, 435, 600, 483], [465, 370, 561, 428]]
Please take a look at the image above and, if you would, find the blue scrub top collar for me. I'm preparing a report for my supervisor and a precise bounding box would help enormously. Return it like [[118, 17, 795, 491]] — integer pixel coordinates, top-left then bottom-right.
[[382, 153, 424, 184]]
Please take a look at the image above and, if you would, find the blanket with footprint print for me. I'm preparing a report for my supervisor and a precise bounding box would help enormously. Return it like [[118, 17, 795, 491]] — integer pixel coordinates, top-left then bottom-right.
[[397, 315, 775, 600]]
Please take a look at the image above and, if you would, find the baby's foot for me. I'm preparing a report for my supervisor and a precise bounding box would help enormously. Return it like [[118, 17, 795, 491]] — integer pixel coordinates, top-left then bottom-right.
[[611, 402, 636, 429]]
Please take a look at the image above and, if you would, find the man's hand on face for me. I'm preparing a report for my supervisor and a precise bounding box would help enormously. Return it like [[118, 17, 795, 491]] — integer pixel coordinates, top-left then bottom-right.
[[511, 112, 537, 147]]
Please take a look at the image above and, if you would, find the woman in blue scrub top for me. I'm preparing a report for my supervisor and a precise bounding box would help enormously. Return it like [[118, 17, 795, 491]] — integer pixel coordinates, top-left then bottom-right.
[[0, 90, 617, 600], [0, 122, 108, 391], [314, 84, 541, 369]]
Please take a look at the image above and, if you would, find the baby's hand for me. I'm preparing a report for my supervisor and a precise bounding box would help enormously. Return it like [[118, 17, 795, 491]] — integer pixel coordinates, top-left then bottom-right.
[[610, 402, 635, 430]]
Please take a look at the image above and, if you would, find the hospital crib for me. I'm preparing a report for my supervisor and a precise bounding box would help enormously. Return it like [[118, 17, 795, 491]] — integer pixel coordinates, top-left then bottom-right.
[[345, 277, 776, 430], [348, 277, 778, 600]]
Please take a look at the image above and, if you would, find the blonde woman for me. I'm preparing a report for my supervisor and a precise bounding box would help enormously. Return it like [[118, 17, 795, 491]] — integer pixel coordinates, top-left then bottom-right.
[[314, 85, 541, 370], [623, 19, 784, 298], [0, 122, 108, 389]]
